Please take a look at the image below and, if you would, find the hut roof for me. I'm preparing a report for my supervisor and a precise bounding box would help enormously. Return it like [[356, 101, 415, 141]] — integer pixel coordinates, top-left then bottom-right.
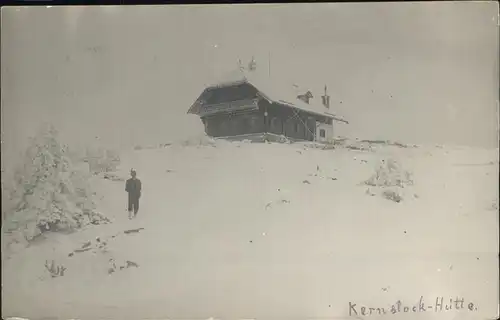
[[189, 68, 348, 124]]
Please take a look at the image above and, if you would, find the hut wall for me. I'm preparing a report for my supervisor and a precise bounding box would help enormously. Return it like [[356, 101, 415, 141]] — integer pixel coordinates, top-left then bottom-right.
[[203, 111, 265, 137], [200, 93, 334, 142], [316, 122, 333, 142], [261, 102, 318, 141]]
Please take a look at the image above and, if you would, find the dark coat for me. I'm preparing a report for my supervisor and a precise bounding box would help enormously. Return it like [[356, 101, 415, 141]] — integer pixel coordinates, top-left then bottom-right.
[[125, 178, 142, 198]]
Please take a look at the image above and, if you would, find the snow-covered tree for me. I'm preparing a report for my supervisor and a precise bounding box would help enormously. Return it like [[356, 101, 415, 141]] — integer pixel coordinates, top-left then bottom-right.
[[3, 124, 109, 242], [84, 145, 121, 174]]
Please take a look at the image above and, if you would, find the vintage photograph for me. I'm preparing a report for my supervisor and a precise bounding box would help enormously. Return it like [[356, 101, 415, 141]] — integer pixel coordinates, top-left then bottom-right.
[[1, 3, 499, 320]]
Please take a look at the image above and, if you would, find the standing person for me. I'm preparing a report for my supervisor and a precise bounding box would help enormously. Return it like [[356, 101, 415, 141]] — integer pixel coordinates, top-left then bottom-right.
[[125, 169, 142, 219]]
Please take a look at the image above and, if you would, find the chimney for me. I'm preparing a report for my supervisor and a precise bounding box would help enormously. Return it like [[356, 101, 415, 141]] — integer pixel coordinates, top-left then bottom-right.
[[321, 85, 330, 109], [248, 56, 257, 71], [297, 90, 313, 104]]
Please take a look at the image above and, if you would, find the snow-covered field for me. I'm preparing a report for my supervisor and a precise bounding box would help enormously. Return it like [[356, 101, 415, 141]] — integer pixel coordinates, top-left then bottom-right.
[[2, 139, 498, 320]]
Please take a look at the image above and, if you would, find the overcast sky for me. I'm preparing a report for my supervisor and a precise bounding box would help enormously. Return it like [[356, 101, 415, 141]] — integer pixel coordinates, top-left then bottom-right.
[[1, 3, 498, 171]]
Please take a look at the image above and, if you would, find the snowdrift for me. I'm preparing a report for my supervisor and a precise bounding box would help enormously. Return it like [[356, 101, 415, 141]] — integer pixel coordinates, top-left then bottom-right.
[[179, 133, 218, 147]]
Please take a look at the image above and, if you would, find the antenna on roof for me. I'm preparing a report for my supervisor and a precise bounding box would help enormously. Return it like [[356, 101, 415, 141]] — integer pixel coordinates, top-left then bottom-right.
[[268, 51, 271, 78], [248, 56, 256, 71], [322, 85, 330, 109]]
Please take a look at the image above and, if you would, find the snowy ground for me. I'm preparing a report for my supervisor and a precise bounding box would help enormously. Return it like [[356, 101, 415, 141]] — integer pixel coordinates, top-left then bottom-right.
[[2, 140, 498, 320]]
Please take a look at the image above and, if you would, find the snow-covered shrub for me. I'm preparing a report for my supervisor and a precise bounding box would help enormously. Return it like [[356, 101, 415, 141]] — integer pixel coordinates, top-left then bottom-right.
[[103, 173, 125, 182], [84, 146, 121, 174], [363, 159, 414, 203], [344, 140, 373, 151], [382, 189, 404, 203], [133, 144, 160, 151], [365, 158, 413, 188], [273, 135, 291, 144], [45, 260, 67, 278], [332, 136, 348, 146], [359, 139, 413, 149], [2, 124, 109, 243]]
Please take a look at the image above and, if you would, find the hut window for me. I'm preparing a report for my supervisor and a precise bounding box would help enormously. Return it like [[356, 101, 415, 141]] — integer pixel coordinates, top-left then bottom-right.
[[320, 129, 326, 138], [295, 123, 300, 133]]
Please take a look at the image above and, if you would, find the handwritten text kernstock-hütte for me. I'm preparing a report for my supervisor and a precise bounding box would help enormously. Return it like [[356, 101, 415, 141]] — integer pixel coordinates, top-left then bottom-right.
[[348, 296, 478, 317]]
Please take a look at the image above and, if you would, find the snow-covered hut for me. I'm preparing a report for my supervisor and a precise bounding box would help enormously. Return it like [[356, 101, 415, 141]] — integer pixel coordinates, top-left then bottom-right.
[[187, 61, 348, 143]]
